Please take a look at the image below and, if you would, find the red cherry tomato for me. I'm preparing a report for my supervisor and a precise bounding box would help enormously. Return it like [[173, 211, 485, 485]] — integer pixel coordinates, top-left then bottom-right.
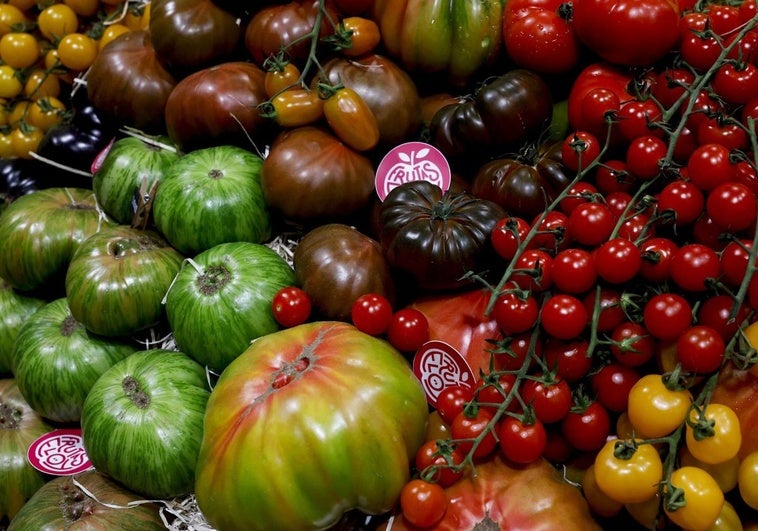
[[272, 286, 312, 328], [350, 293, 393, 336], [387, 307, 430, 352]]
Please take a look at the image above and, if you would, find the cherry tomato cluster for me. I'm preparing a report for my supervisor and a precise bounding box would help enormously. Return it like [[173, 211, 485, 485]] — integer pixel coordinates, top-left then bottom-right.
[[402, 1, 758, 528], [0, 0, 147, 159]]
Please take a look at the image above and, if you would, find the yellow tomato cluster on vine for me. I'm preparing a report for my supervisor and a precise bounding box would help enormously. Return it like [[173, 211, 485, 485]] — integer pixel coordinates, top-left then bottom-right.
[[0, 0, 149, 159]]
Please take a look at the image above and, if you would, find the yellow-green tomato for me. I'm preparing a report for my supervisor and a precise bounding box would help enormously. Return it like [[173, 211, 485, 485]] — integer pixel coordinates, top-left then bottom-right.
[[686, 403, 742, 465], [593, 439, 663, 504], [665, 466, 724, 531], [627, 373, 692, 438]]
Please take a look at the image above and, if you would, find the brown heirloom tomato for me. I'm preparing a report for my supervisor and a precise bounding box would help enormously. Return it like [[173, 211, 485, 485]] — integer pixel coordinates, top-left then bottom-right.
[[471, 141, 573, 219], [317, 54, 422, 145], [164, 61, 274, 152], [149, 0, 244, 74], [260, 126, 376, 223], [293, 223, 396, 321], [87, 30, 176, 133], [429, 69, 553, 173], [379, 180, 506, 291]]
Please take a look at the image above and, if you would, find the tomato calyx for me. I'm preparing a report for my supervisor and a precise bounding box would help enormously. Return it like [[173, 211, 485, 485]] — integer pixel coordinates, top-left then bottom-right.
[[685, 403, 716, 441], [662, 480, 687, 513]]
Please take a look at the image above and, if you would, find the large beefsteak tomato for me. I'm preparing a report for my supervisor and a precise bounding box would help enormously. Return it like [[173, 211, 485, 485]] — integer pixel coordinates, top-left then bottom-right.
[[0, 280, 44, 375], [164, 241, 296, 371], [194, 321, 428, 531]]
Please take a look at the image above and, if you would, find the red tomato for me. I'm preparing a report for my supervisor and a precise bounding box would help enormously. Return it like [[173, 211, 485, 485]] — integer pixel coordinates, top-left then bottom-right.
[[676, 325, 726, 374], [609, 321, 657, 368], [719, 239, 754, 289], [669, 243, 721, 292], [687, 143, 736, 191], [491, 216, 531, 261], [551, 248, 597, 294], [616, 99, 664, 143], [706, 182, 758, 232], [639, 237, 679, 282], [387, 307, 430, 352], [561, 130, 601, 172], [272, 286, 312, 327], [509, 249, 554, 293], [436, 384, 475, 424], [594, 237, 642, 284], [541, 294, 588, 340], [625, 135, 667, 180], [498, 416, 548, 464], [567, 63, 633, 138], [697, 294, 750, 342], [642, 292, 693, 341], [400, 479, 448, 528], [451, 408, 498, 458], [561, 401, 611, 452], [414, 440, 464, 487], [567, 202, 615, 247], [591, 362, 641, 413], [543, 339, 593, 383], [520, 375, 573, 424], [656, 179, 705, 226], [350, 293, 394, 335], [492, 286, 539, 336], [711, 62, 758, 105], [582, 287, 625, 333]]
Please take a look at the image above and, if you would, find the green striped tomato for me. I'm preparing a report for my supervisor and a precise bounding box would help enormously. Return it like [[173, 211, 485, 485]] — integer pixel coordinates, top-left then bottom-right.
[[0, 279, 45, 375], [80, 349, 210, 499], [11, 298, 135, 423], [152, 145, 271, 256], [164, 241, 296, 371], [65, 225, 184, 337], [195, 321, 428, 530]]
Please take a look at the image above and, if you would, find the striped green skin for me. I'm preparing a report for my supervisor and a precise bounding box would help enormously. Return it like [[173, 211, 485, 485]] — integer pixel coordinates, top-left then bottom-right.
[[80, 349, 210, 500], [11, 298, 136, 424], [195, 321, 428, 531], [7, 470, 166, 530], [0, 187, 114, 292], [93, 136, 180, 225], [0, 279, 45, 376], [152, 145, 271, 256], [0, 379, 54, 522], [164, 241, 296, 372], [65, 225, 184, 337]]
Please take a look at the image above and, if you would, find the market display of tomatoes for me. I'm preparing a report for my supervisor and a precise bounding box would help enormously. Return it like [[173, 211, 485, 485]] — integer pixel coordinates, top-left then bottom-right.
[[2, 0, 758, 529]]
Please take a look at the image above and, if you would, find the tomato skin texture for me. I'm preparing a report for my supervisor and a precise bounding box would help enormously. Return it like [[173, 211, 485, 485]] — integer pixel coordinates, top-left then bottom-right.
[[670, 243, 721, 293], [593, 439, 663, 504], [340, 16, 381, 57], [572, 0, 680, 66], [503, 6, 580, 74], [520, 376, 573, 424], [323, 86, 380, 151], [451, 408, 498, 458], [436, 384, 475, 425], [627, 374, 692, 438], [664, 466, 724, 531], [400, 479, 448, 527]]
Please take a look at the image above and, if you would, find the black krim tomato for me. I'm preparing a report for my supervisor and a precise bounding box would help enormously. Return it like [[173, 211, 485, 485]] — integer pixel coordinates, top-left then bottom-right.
[[149, 0, 244, 75], [87, 30, 177, 133], [64, 225, 184, 337], [6, 470, 165, 530], [164, 242, 297, 372], [80, 350, 211, 500], [93, 135, 180, 226], [379, 180, 507, 291], [0, 379, 54, 523], [11, 298, 135, 424], [293, 223, 396, 321], [471, 140, 573, 219], [0, 188, 114, 293], [0, 279, 44, 376], [152, 145, 271, 256], [429, 69, 553, 174]]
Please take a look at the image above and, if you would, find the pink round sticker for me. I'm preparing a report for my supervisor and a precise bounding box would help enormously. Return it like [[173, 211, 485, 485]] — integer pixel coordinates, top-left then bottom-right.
[[413, 340, 476, 407], [27, 428, 92, 476], [375, 141, 451, 200]]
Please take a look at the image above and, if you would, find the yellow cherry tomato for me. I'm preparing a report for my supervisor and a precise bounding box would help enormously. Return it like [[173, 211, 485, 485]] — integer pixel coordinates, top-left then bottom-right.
[[99, 23, 130, 51], [37, 4, 79, 41], [685, 403, 742, 465], [7, 0, 37, 11], [593, 438, 663, 504], [739, 451, 758, 510], [0, 65, 22, 99], [679, 446, 739, 494], [268, 88, 325, 128], [7, 99, 30, 127], [24, 69, 61, 100], [665, 466, 724, 531], [625, 493, 661, 531], [64, 0, 101, 18], [0, 31, 39, 69], [125, 3, 151, 30], [582, 464, 624, 518], [627, 373, 692, 438], [323, 85, 380, 151], [0, 132, 15, 159], [10, 124, 43, 159], [704, 500, 744, 531], [56, 32, 98, 71], [0, 4, 27, 36], [27, 96, 66, 131]]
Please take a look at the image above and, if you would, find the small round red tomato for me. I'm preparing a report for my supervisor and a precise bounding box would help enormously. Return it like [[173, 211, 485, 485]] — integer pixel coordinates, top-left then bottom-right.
[[670, 243, 721, 292], [350, 293, 393, 336], [493, 332, 539, 372], [520, 375, 573, 424], [594, 159, 635, 194], [711, 62, 758, 105], [687, 143, 736, 192], [550, 248, 597, 294], [540, 294, 588, 340], [719, 239, 754, 289], [594, 238, 642, 284], [543, 339, 592, 383], [561, 130, 601, 172], [583, 287, 625, 333], [475, 373, 519, 415], [530, 210, 572, 252], [697, 116, 749, 151], [591, 362, 640, 413], [498, 416, 548, 464], [706, 181, 758, 232], [676, 325, 726, 374], [680, 31, 722, 73], [610, 321, 656, 368], [616, 99, 664, 142], [656, 179, 705, 227], [272, 286, 312, 328], [651, 67, 695, 108], [491, 216, 530, 261], [642, 292, 693, 342], [387, 307, 430, 352], [414, 440, 464, 487], [492, 287, 539, 336], [580, 88, 621, 140], [697, 294, 750, 342], [625, 135, 667, 180], [509, 249, 553, 293], [503, 6, 580, 74], [567, 202, 615, 247], [436, 384, 475, 424], [451, 408, 498, 458], [400, 479, 448, 528], [639, 237, 679, 282], [559, 181, 598, 215], [561, 400, 611, 452]]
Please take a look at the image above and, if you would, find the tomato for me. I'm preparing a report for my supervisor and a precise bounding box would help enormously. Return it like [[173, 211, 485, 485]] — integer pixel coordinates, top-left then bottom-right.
[[561, 400, 611, 452], [639, 236, 679, 283], [520, 375, 573, 424], [707, 181, 758, 232], [37, 4, 79, 41], [670, 243, 721, 293], [582, 465, 623, 518], [712, 62, 758, 106], [551, 248, 596, 294], [711, 362, 758, 460], [679, 447, 739, 494], [567, 202, 615, 247], [492, 286, 539, 336], [263, 61, 301, 98], [387, 308, 429, 353], [685, 403, 741, 466], [338, 16, 381, 57], [679, 31, 722, 73], [0, 32, 38, 69], [98, 23, 130, 51], [594, 238, 642, 284], [491, 217, 531, 261], [0, 4, 27, 37], [544, 339, 592, 383], [558, 180, 598, 215], [64, 0, 101, 17], [616, 99, 664, 143], [26, 96, 66, 131], [627, 373, 692, 438], [266, 88, 325, 128], [739, 451, 758, 510], [625, 134, 667, 181], [591, 363, 640, 413], [540, 294, 588, 340], [664, 466, 724, 531], [697, 116, 749, 151], [609, 321, 656, 368], [451, 407, 498, 458], [561, 130, 601, 172], [687, 143, 736, 192], [0, 64, 22, 99], [531, 209, 573, 252], [572, 0, 679, 66], [322, 85, 380, 151], [567, 62, 633, 139], [23, 69, 60, 100], [593, 439, 663, 504], [414, 440, 464, 487], [271, 286, 312, 328], [642, 292, 693, 342], [10, 125, 43, 159], [698, 294, 750, 342], [676, 325, 726, 374], [498, 416, 547, 464], [400, 479, 448, 528], [656, 178, 705, 227], [436, 384, 475, 425]]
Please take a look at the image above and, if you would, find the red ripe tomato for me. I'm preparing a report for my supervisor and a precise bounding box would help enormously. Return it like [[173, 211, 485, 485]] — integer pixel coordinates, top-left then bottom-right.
[[720, 239, 754, 289], [543, 339, 592, 383], [436, 384, 475, 424], [687, 143, 736, 191], [616, 99, 664, 142], [509, 249, 554, 293], [591, 362, 640, 413], [651, 68, 695, 108], [642, 292, 693, 341], [609, 321, 657, 368], [551, 248, 597, 294], [498, 416, 548, 464], [679, 31, 722, 72], [559, 181, 599, 215], [494, 332, 540, 372], [656, 179, 705, 226], [711, 62, 758, 105], [492, 286, 539, 336], [530, 210, 572, 252], [387, 307, 430, 352], [520, 375, 573, 424], [579, 88, 621, 140], [571, 0, 680, 66], [541, 294, 588, 340], [594, 237, 642, 284], [697, 294, 750, 342], [625, 135, 667, 180], [272, 286, 312, 328], [706, 3, 743, 38], [414, 440, 465, 487], [350, 293, 394, 335], [639, 237, 679, 282], [561, 401, 611, 452], [594, 159, 635, 194], [734, 160, 758, 196], [561, 130, 601, 172], [451, 408, 498, 458], [567, 202, 615, 247], [491, 216, 531, 261], [706, 182, 758, 232], [697, 116, 749, 151], [676, 325, 726, 374], [582, 287, 625, 333], [670, 243, 721, 292], [400, 479, 448, 528], [476, 373, 519, 415]]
